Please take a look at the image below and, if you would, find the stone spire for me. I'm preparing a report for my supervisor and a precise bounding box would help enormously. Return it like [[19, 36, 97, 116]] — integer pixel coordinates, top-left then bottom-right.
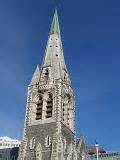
[[50, 9, 61, 38], [41, 10, 68, 81], [18, 10, 83, 160]]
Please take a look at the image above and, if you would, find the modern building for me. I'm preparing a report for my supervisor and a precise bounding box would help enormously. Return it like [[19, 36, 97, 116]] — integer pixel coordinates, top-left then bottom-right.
[[87, 145, 120, 160], [0, 137, 20, 149], [88, 152, 120, 160], [18, 10, 86, 160], [87, 145, 106, 155]]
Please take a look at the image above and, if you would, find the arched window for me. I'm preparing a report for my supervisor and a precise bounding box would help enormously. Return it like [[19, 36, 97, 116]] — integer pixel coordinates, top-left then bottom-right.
[[45, 136, 51, 147], [46, 93, 53, 118], [29, 137, 36, 149], [36, 143, 42, 160], [36, 95, 43, 120]]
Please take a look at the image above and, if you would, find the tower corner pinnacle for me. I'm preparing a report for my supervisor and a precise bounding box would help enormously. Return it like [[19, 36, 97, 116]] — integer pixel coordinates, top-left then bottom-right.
[[29, 65, 40, 86]]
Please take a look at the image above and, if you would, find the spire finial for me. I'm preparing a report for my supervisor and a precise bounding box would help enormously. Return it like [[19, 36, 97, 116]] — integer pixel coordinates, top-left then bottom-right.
[[50, 9, 61, 38]]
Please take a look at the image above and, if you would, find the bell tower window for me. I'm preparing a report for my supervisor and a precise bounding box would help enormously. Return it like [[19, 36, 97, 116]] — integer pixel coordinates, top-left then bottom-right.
[[36, 95, 43, 120], [44, 68, 49, 80], [46, 93, 53, 118], [62, 94, 72, 127]]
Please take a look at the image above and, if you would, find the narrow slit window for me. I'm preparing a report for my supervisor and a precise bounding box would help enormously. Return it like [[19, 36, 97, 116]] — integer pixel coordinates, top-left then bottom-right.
[[45, 136, 51, 147], [47, 136, 50, 146]]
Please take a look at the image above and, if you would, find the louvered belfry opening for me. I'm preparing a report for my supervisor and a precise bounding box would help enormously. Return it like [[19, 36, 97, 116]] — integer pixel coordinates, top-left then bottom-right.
[[62, 94, 71, 126], [36, 95, 43, 120], [46, 93, 53, 118]]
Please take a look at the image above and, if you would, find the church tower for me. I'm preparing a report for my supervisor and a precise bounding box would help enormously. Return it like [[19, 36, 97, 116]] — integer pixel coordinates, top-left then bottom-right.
[[18, 10, 85, 160]]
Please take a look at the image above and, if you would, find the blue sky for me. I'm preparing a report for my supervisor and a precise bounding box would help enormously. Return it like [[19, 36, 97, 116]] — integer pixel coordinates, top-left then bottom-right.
[[0, 0, 120, 151]]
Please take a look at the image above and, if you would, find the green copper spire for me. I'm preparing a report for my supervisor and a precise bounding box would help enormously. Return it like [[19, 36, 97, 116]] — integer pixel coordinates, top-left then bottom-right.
[[50, 9, 61, 38]]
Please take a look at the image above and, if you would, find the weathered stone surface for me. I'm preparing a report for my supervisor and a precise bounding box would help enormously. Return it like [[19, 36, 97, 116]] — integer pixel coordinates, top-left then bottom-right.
[[18, 10, 86, 160]]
